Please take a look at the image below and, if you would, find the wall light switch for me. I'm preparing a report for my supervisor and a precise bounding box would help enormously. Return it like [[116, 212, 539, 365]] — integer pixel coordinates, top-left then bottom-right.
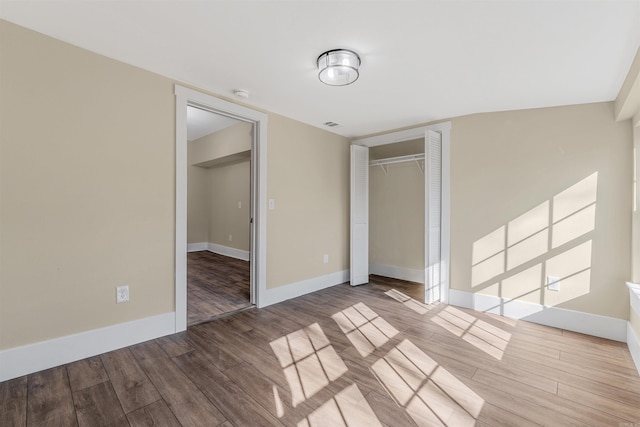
[[238, 201, 242, 209], [268, 199, 275, 210], [547, 276, 560, 292]]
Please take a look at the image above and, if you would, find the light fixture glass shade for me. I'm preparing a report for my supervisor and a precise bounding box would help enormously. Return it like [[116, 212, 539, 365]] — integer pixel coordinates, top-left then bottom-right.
[[317, 49, 360, 86]]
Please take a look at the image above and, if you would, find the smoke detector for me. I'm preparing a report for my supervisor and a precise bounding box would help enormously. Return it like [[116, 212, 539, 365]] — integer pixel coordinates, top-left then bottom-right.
[[233, 89, 249, 99]]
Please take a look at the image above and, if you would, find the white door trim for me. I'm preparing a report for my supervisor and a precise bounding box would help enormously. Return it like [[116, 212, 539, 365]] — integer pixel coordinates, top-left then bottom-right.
[[174, 85, 268, 332], [352, 122, 451, 303]]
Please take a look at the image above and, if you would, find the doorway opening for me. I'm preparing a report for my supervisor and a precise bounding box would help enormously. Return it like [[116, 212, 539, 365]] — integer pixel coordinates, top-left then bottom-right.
[[174, 85, 268, 333], [186, 106, 252, 325]]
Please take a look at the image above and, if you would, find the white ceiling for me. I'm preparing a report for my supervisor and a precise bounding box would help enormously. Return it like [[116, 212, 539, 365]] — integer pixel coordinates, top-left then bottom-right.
[[2, 1, 640, 138], [187, 106, 239, 141]]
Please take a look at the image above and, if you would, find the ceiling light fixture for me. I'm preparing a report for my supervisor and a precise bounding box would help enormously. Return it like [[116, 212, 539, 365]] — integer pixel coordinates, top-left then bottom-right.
[[317, 49, 361, 86]]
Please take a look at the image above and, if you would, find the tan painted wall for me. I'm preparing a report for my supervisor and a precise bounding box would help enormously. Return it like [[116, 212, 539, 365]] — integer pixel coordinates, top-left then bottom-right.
[[0, 20, 350, 350], [369, 141, 425, 271], [190, 122, 252, 166], [208, 160, 251, 251], [266, 114, 350, 288], [450, 103, 632, 319], [187, 155, 209, 244], [0, 20, 176, 349], [187, 123, 251, 250]]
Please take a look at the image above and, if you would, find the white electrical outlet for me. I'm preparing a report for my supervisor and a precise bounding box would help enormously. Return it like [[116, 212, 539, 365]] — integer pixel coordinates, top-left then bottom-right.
[[228, 234, 233, 242], [116, 285, 129, 303], [268, 199, 275, 210], [547, 276, 560, 292], [238, 201, 242, 209], [323, 254, 329, 264]]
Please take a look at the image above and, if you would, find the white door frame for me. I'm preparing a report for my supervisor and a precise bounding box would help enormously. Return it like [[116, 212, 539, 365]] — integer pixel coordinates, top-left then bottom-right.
[[351, 121, 451, 303], [174, 85, 268, 332]]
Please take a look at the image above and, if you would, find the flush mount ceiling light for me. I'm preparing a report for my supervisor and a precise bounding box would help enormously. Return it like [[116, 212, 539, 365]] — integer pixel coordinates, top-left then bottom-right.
[[317, 49, 361, 86]]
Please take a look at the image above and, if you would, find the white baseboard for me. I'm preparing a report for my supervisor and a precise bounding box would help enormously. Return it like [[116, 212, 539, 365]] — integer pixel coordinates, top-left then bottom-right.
[[207, 243, 250, 261], [258, 270, 349, 308], [0, 312, 175, 382], [628, 323, 640, 375], [187, 242, 208, 252], [370, 263, 424, 284], [186, 242, 250, 261], [449, 289, 627, 342]]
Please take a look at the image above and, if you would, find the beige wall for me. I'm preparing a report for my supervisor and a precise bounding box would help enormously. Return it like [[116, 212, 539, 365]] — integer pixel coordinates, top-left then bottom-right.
[[187, 123, 252, 250], [0, 20, 351, 351], [267, 114, 350, 288], [450, 103, 632, 319], [187, 158, 209, 244], [0, 20, 176, 349], [190, 122, 252, 166], [369, 141, 425, 271], [208, 160, 251, 251]]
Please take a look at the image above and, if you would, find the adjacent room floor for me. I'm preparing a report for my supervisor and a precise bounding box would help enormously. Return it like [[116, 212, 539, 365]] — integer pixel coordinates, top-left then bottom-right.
[[2, 277, 639, 426], [187, 251, 251, 326]]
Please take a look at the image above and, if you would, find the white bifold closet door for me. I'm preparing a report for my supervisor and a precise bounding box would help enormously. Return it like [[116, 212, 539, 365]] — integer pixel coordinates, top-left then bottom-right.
[[425, 130, 442, 303], [350, 144, 369, 286]]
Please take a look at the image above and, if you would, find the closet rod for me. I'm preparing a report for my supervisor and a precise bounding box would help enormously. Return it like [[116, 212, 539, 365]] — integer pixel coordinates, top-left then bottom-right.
[[369, 153, 425, 176], [368, 153, 425, 167]]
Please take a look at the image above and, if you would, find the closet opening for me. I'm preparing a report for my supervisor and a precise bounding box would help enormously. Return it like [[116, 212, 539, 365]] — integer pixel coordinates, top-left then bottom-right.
[[368, 139, 426, 301]]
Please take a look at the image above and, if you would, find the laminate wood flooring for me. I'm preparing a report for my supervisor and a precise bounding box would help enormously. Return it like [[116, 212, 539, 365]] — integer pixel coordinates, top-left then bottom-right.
[[187, 251, 251, 326], [3, 277, 640, 426]]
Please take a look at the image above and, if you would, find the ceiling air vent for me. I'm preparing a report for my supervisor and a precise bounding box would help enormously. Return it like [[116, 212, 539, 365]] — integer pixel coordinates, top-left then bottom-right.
[[324, 121, 340, 127]]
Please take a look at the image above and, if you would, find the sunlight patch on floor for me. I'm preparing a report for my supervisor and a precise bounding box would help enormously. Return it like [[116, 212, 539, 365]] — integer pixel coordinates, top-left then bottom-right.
[[384, 289, 432, 314], [297, 384, 382, 427], [432, 306, 511, 360], [332, 303, 399, 357], [371, 339, 483, 426], [270, 322, 348, 406]]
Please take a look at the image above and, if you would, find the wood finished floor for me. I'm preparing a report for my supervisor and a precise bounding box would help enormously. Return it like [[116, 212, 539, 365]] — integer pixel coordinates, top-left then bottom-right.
[[2, 276, 640, 426], [187, 251, 251, 326]]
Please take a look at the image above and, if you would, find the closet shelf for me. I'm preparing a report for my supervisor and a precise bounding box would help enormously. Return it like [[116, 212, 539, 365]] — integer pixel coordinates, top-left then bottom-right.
[[369, 153, 425, 175]]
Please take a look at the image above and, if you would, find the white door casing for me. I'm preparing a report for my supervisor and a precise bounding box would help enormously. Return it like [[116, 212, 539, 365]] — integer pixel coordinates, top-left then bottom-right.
[[350, 144, 369, 286], [425, 129, 442, 304]]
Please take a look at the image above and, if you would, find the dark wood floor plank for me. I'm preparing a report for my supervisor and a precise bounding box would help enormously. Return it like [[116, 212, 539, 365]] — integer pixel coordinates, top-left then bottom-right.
[[190, 324, 289, 389], [155, 332, 194, 359], [100, 348, 162, 414], [27, 366, 77, 426], [188, 251, 251, 326], [73, 381, 127, 426], [131, 341, 227, 427], [222, 361, 314, 426], [173, 351, 283, 426], [557, 383, 640, 422], [472, 367, 629, 426], [127, 399, 182, 427], [0, 376, 27, 427], [67, 356, 109, 392]]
